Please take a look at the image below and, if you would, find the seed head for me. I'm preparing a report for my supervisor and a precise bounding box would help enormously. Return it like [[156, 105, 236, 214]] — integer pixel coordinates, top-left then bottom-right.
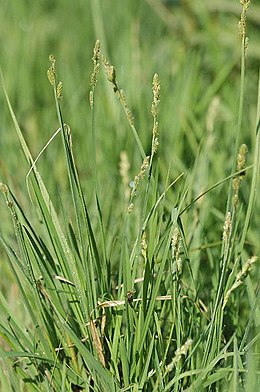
[[47, 54, 56, 86], [56, 81, 63, 99]]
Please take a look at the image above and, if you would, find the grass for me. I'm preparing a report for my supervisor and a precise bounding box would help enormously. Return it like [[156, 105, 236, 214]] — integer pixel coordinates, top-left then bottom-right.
[[0, 1, 260, 391]]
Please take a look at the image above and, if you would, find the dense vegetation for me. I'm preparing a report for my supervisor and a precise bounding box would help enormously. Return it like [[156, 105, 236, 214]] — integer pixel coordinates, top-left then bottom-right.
[[0, 1, 259, 390]]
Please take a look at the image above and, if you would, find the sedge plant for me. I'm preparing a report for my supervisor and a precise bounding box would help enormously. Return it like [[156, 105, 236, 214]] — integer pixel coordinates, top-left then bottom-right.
[[0, 2, 260, 391]]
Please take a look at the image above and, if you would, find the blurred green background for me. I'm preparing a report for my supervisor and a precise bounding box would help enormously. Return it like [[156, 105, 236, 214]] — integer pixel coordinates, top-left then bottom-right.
[[1, 0, 260, 179], [1, 0, 260, 301]]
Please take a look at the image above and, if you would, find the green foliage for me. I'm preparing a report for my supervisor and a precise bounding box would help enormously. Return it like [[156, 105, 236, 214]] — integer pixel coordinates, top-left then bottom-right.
[[0, 1, 260, 391]]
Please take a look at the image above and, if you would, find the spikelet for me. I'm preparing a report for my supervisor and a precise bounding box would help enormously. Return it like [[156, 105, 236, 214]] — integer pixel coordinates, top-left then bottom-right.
[[128, 156, 150, 213], [166, 338, 193, 371], [151, 73, 160, 155], [0, 183, 8, 193], [222, 211, 232, 244], [238, 0, 250, 56], [238, 0, 250, 39], [119, 90, 135, 127], [90, 40, 101, 89], [130, 156, 150, 197], [223, 256, 257, 309], [171, 227, 182, 275], [0, 183, 13, 208], [103, 57, 118, 93], [47, 54, 56, 86], [56, 81, 63, 100], [151, 73, 160, 118], [103, 57, 135, 127], [232, 144, 248, 208]]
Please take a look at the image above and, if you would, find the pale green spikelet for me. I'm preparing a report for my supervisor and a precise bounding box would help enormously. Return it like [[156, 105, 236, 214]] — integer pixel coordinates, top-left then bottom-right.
[[56, 81, 63, 99], [152, 136, 159, 155], [108, 66, 117, 87], [171, 227, 182, 275], [0, 183, 15, 212], [103, 57, 136, 126], [128, 156, 150, 211], [232, 193, 239, 210], [151, 74, 160, 155], [0, 183, 13, 208], [151, 73, 160, 119], [132, 157, 150, 197], [49, 54, 56, 64], [103, 57, 118, 93], [119, 90, 135, 126], [223, 256, 257, 309], [141, 231, 148, 260], [232, 143, 248, 208], [47, 54, 56, 86], [0, 183, 8, 193], [166, 338, 193, 371], [238, 0, 250, 50], [127, 203, 134, 214], [90, 63, 100, 88], [89, 90, 94, 109], [130, 176, 138, 199], [139, 155, 150, 178], [102, 55, 148, 159], [237, 143, 248, 174], [92, 39, 101, 63], [47, 68, 55, 86], [222, 211, 232, 243], [90, 40, 101, 88]]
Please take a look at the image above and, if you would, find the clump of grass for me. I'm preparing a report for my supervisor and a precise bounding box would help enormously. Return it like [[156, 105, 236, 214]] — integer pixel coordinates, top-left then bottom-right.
[[0, 2, 259, 391]]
